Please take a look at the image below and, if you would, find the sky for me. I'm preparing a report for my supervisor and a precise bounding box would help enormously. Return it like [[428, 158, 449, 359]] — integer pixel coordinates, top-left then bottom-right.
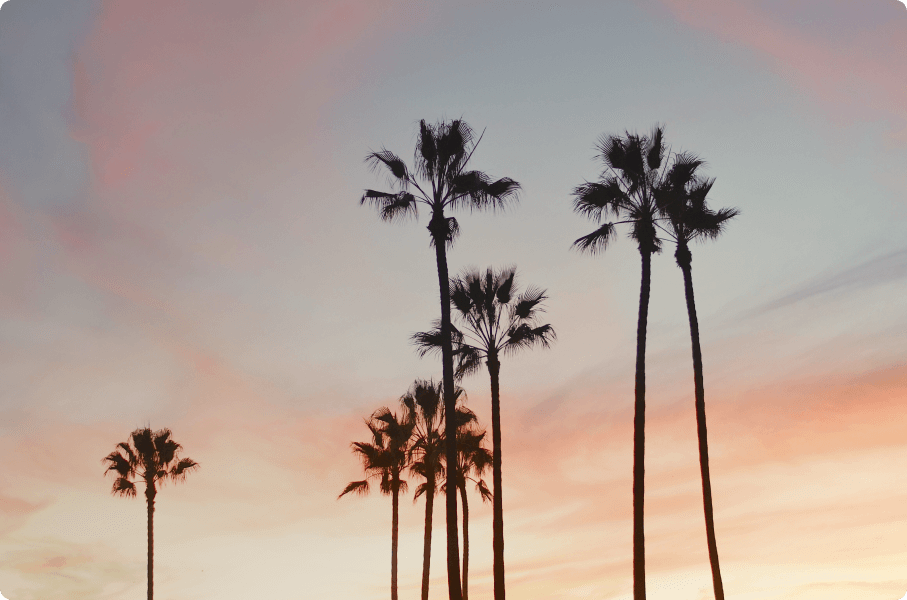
[[0, 0, 906, 599]]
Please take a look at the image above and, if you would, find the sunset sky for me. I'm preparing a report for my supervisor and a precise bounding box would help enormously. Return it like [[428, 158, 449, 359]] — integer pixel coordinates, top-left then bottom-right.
[[1, 0, 907, 599]]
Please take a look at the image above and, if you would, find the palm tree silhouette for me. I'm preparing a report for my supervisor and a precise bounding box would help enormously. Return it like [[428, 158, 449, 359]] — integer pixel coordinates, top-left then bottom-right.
[[654, 155, 738, 600], [571, 126, 669, 600], [403, 379, 447, 600], [103, 427, 199, 600], [339, 406, 415, 600], [361, 119, 520, 600], [445, 406, 492, 600], [414, 266, 554, 600]]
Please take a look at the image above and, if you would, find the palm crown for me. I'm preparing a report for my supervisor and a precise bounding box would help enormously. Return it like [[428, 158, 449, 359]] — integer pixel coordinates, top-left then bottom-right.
[[339, 407, 414, 499], [572, 125, 670, 255], [361, 119, 521, 246], [403, 379, 449, 502], [413, 266, 556, 376], [445, 407, 493, 501], [103, 427, 198, 498], [653, 153, 740, 262]]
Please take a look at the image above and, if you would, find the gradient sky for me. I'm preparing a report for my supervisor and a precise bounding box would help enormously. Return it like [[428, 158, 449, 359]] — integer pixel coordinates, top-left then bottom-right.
[[1, 1, 907, 599]]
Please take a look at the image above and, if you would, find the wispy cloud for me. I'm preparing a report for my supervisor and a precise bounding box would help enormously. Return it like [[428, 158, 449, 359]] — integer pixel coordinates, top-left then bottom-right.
[[751, 246, 907, 315]]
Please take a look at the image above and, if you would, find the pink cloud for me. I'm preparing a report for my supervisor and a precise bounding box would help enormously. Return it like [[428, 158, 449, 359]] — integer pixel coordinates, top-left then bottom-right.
[[657, 0, 907, 137], [70, 0, 403, 201]]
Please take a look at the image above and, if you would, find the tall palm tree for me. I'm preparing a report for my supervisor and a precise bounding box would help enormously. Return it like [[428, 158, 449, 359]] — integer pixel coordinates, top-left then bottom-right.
[[403, 379, 447, 600], [570, 125, 670, 600], [339, 406, 415, 600], [654, 155, 739, 600], [444, 407, 492, 600], [414, 266, 555, 600], [103, 427, 199, 600], [361, 119, 520, 600]]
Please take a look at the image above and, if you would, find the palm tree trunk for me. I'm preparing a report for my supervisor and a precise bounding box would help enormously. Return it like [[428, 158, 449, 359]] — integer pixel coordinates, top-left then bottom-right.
[[678, 245, 725, 600], [421, 477, 435, 600], [429, 210, 463, 600], [146, 487, 155, 600], [633, 250, 652, 600], [460, 483, 470, 600], [392, 475, 400, 600], [487, 354, 505, 600]]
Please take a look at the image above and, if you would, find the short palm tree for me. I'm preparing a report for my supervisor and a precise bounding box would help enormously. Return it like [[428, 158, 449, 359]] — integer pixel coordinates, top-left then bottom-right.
[[361, 119, 520, 600], [444, 407, 492, 600], [654, 155, 739, 600], [403, 379, 447, 600], [414, 266, 554, 600], [339, 406, 415, 600], [571, 125, 671, 600], [103, 427, 199, 600]]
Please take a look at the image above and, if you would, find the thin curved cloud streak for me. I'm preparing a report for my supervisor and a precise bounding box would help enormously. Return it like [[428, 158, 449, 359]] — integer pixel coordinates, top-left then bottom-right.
[[752, 246, 907, 314]]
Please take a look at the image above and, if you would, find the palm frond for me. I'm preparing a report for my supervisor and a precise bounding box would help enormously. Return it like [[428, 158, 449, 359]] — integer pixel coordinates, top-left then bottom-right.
[[504, 323, 556, 354], [415, 120, 438, 180], [169, 458, 199, 481], [597, 134, 627, 171], [647, 125, 665, 170], [573, 222, 616, 255], [692, 206, 740, 242], [621, 133, 646, 185], [364, 149, 410, 186], [103, 451, 133, 478], [351, 441, 384, 467], [360, 190, 418, 223], [154, 431, 180, 468], [436, 119, 472, 174], [495, 267, 516, 305], [130, 428, 155, 463], [450, 281, 474, 317], [411, 321, 467, 358], [572, 180, 625, 221], [484, 177, 521, 205], [687, 177, 715, 210], [454, 345, 484, 380], [338, 479, 370, 499], [110, 476, 137, 498], [512, 286, 548, 320], [116, 442, 137, 466], [664, 152, 704, 191], [475, 479, 493, 503]]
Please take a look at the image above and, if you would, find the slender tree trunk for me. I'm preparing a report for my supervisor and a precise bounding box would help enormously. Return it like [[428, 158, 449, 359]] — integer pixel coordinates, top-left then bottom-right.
[[677, 244, 725, 600], [421, 476, 436, 600], [460, 484, 470, 600], [487, 354, 505, 600], [429, 210, 463, 600], [146, 486, 155, 600], [392, 474, 400, 600], [633, 250, 652, 600]]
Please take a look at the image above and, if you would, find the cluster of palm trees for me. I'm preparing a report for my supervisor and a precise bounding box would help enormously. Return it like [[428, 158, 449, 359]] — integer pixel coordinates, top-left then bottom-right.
[[340, 380, 492, 600], [350, 120, 556, 600], [350, 120, 737, 600]]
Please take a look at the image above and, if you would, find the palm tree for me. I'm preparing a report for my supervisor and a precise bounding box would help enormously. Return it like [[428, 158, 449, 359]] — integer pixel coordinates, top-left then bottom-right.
[[403, 379, 447, 600], [414, 266, 555, 600], [445, 407, 492, 600], [339, 406, 415, 600], [361, 119, 520, 600], [103, 427, 199, 600], [570, 125, 670, 600], [654, 155, 739, 600]]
